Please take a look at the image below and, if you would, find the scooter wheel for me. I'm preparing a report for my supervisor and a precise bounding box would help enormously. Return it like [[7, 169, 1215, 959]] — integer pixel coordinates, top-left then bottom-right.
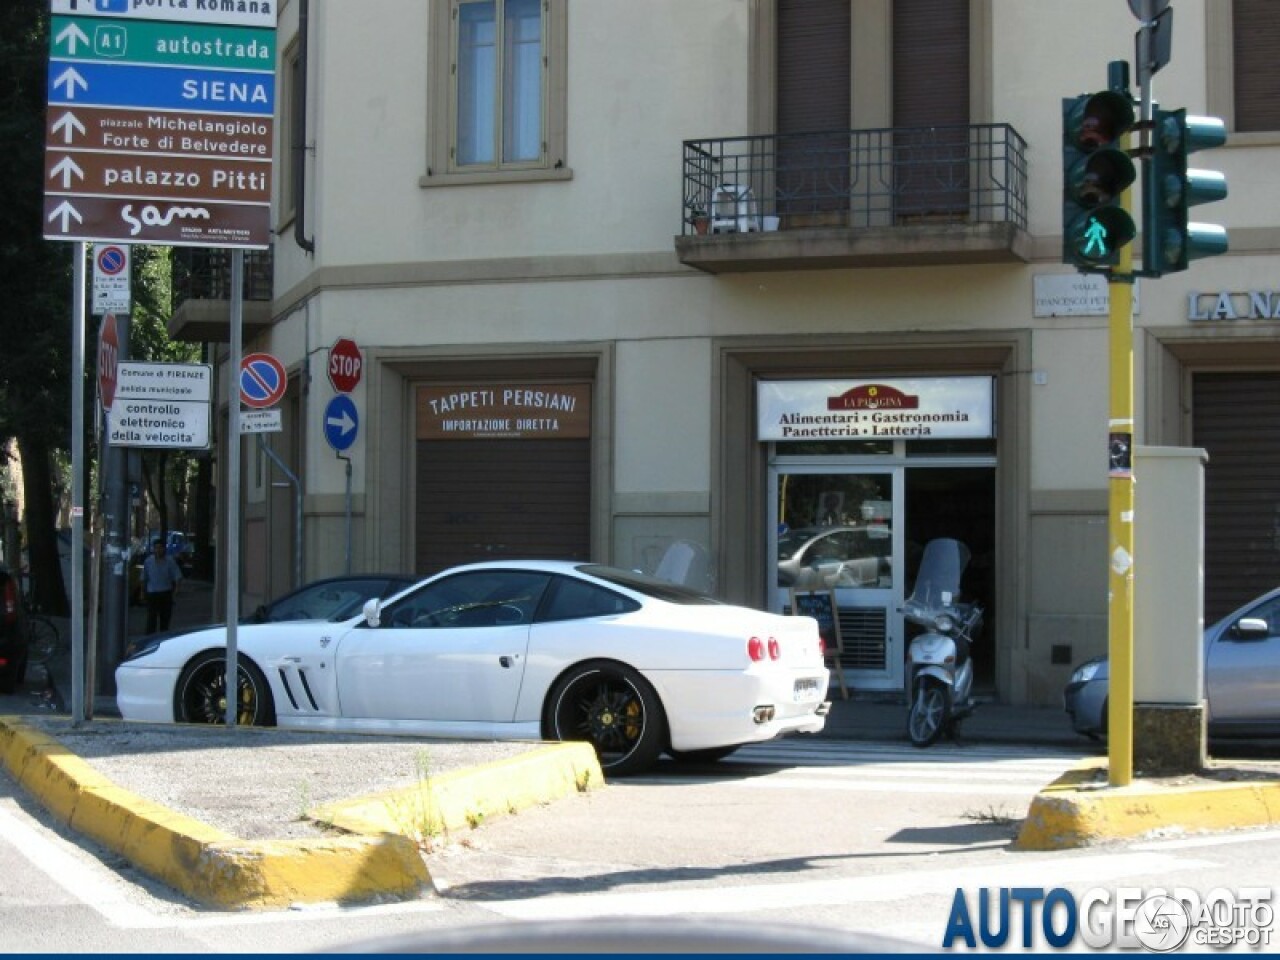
[[908, 682, 949, 748]]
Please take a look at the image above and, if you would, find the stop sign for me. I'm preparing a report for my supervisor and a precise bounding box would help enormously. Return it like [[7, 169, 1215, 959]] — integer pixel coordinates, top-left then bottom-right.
[[98, 313, 119, 410], [328, 337, 363, 393]]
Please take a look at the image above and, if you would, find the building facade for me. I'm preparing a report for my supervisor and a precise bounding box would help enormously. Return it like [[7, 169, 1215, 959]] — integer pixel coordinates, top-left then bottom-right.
[[173, 0, 1280, 706]]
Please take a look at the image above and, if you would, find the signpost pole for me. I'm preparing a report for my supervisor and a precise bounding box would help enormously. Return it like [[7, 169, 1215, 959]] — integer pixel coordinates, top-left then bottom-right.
[[100, 311, 130, 698], [224, 250, 243, 727], [71, 242, 87, 726]]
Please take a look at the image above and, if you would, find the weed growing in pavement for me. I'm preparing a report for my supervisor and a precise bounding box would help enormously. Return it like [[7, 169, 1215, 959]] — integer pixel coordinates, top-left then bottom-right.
[[295, 780, 312, 821], [576, 767, 593, 792], [961, 804, 1021, 827], [384, 749, 445, 852], [465, 809, 485, 829]]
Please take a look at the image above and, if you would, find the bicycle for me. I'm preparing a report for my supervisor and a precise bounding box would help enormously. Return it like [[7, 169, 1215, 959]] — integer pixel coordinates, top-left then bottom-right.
[[24, 611, 62, 666], [18, 574, 63, 667]]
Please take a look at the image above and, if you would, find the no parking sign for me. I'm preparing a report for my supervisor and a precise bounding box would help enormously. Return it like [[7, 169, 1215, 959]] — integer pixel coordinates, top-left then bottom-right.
[[92, 244, 131, 316]]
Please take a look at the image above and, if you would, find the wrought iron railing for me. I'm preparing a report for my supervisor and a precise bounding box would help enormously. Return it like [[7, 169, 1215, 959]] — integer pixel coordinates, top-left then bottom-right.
[[681, 124, 1027, 236], [171, 247, 274, 310]]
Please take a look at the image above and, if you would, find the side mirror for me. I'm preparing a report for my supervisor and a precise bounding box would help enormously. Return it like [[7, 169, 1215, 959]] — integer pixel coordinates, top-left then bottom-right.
[[363, 597, 381, 628], [1230, 617, 1269, 641]]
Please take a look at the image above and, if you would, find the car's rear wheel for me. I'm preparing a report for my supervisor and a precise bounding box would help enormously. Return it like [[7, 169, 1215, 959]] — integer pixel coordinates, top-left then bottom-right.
[[667, 745, 740, 763], [545, 660, 666, 777], [174, 651, 276, 726]]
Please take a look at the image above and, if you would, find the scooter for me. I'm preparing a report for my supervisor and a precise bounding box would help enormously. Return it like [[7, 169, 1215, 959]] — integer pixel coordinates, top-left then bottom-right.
[[901, 538, 984, 748]]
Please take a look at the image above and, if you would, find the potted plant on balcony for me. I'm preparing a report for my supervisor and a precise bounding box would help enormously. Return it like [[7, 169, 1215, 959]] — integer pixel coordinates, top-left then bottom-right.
[[687, 207, 710, 236]]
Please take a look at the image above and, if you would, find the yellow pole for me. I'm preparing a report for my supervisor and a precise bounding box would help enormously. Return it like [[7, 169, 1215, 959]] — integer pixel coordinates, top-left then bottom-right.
[[1107, 184, 1136, 788]]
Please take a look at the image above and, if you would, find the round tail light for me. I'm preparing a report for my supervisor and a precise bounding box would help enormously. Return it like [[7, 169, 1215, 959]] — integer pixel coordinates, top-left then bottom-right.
[[768, 637, 781, 660], [748, 636, 765, 662]]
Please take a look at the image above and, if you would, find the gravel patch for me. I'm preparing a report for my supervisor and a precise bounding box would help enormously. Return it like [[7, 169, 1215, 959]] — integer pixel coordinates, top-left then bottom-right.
[[17, 716, 540, 841]]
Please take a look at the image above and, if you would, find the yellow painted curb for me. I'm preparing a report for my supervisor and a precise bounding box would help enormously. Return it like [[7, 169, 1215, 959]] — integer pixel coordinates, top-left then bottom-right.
[[0, 716, 601, 910], [313, 741, 603, 839], [1016, 757, 1280, 850]]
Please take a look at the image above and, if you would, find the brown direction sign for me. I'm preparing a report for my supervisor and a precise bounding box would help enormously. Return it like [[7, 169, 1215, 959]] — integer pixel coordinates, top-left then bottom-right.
[[46, 105, 272, 159], [45, 194, 268, 248], [45, 151, 270, 203]]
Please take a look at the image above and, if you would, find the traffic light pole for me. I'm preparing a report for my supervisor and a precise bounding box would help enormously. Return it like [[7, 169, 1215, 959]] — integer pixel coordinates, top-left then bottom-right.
[[1105, 50, 1155, 789]]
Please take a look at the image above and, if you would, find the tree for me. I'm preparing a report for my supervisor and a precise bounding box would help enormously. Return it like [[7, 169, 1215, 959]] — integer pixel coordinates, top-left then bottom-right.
[[0, 0, 74, 614]]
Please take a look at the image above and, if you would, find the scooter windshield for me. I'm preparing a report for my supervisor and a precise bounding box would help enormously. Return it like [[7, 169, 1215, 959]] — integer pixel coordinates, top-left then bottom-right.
[[906, 538, 971, 611]]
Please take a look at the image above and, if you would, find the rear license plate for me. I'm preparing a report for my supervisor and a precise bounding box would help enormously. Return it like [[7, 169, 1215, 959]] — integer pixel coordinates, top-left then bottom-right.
[[793, 677, 821, 702]]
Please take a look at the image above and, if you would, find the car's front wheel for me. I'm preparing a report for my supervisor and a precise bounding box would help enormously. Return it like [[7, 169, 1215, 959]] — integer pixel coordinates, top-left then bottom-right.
[[545, 660, 667, 777], [174, 651, 276, 726]]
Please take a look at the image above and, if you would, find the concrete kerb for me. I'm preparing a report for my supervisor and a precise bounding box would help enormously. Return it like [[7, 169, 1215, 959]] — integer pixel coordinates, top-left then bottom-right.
[[1016, 757, 1280, 850], [0, 716, 604, 910]]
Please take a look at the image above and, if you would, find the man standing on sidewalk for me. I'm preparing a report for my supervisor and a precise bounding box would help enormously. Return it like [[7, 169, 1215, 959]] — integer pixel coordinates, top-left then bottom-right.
[[142, 537, 183, 634]]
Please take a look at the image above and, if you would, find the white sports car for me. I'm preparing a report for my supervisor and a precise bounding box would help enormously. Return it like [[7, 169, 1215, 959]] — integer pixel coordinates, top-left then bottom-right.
[[116, 561, 831, 775]]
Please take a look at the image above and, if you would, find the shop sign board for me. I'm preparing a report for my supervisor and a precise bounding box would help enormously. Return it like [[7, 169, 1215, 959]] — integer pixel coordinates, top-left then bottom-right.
[[757, 377, 995, 442], [43, 1, 276, 248], [415, 383, 592, 440]]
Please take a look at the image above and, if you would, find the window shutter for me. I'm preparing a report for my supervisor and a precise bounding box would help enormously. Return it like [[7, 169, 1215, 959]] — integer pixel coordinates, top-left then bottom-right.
[[1233, 0, 1280, 132]]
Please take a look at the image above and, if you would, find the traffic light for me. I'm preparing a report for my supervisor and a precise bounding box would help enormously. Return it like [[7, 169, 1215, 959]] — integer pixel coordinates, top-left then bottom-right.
[[1143, 109, 1228, 275], [1062, 91, 1138, 272]]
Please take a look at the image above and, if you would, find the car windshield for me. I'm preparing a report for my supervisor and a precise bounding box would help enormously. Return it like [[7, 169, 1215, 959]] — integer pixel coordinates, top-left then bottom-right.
[[577, 564, 722, 605]]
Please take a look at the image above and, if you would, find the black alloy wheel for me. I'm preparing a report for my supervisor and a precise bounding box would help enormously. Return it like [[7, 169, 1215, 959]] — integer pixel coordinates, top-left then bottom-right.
[[174, 650, 276, 726], [546, 660, 666, 776]]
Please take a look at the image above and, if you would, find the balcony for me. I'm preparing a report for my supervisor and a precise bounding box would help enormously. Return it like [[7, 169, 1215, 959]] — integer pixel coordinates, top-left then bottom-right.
[[675, 124, 1030, 273], [168, 247, 274, 342]]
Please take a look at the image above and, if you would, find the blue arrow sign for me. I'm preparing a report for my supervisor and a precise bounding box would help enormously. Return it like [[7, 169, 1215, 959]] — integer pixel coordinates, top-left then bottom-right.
[[324, 395, 359, 452], [47, 61, 274, 114]]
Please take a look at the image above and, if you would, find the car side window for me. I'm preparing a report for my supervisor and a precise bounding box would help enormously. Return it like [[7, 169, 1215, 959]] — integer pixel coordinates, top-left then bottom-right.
[[270, 580, 384, 621], [538, 576, 639, 623], [383, 571, 551, 629]]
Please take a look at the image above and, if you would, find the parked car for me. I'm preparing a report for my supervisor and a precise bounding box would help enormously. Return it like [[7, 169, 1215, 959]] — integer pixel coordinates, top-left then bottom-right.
[[776, 525, 893, 589], [1064, 585, 1280, 739], [116, 561, 831, 776], [0, 566, 26, 694]]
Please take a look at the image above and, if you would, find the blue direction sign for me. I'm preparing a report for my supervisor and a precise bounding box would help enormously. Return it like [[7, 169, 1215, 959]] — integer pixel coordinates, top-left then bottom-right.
[[47, 62, 274, 114], [324, 395, 359, 453]]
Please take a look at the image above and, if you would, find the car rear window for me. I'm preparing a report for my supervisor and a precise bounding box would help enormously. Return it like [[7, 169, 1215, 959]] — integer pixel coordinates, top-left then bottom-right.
[[576, 564, 722, 606]]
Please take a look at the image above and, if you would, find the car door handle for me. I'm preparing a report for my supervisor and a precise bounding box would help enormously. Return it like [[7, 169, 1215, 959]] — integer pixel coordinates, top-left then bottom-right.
[[499, 655, 519, 669]]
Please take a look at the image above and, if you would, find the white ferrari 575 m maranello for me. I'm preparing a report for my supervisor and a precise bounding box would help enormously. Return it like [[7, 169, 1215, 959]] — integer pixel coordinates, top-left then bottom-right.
[[116, 561, 831, 775]]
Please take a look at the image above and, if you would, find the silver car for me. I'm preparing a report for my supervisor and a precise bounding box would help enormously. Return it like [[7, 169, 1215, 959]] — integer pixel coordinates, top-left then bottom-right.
[[1064, 586, 1280, 739]]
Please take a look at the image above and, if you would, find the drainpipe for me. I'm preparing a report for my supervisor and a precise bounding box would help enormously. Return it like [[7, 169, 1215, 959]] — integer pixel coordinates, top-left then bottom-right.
[[294, 0, 315, 254]]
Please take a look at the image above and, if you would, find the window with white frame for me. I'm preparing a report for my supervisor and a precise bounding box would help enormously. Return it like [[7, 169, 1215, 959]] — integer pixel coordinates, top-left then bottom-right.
[[426, 0, 569, 185]]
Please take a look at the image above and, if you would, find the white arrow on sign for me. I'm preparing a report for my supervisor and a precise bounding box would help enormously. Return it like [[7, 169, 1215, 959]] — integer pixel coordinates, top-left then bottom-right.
[[51, 111, 86, 145], [50, 155, 84, 189], [53, 66, 87, 100], [56, 22, 89, 54], [47, 201, 83, 231], [326, 409, 356, 435]]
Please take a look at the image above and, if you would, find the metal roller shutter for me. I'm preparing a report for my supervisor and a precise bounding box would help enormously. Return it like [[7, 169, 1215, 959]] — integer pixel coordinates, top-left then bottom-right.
[[1192, 371, 1280, 621], [415, 438, 591, 575]]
